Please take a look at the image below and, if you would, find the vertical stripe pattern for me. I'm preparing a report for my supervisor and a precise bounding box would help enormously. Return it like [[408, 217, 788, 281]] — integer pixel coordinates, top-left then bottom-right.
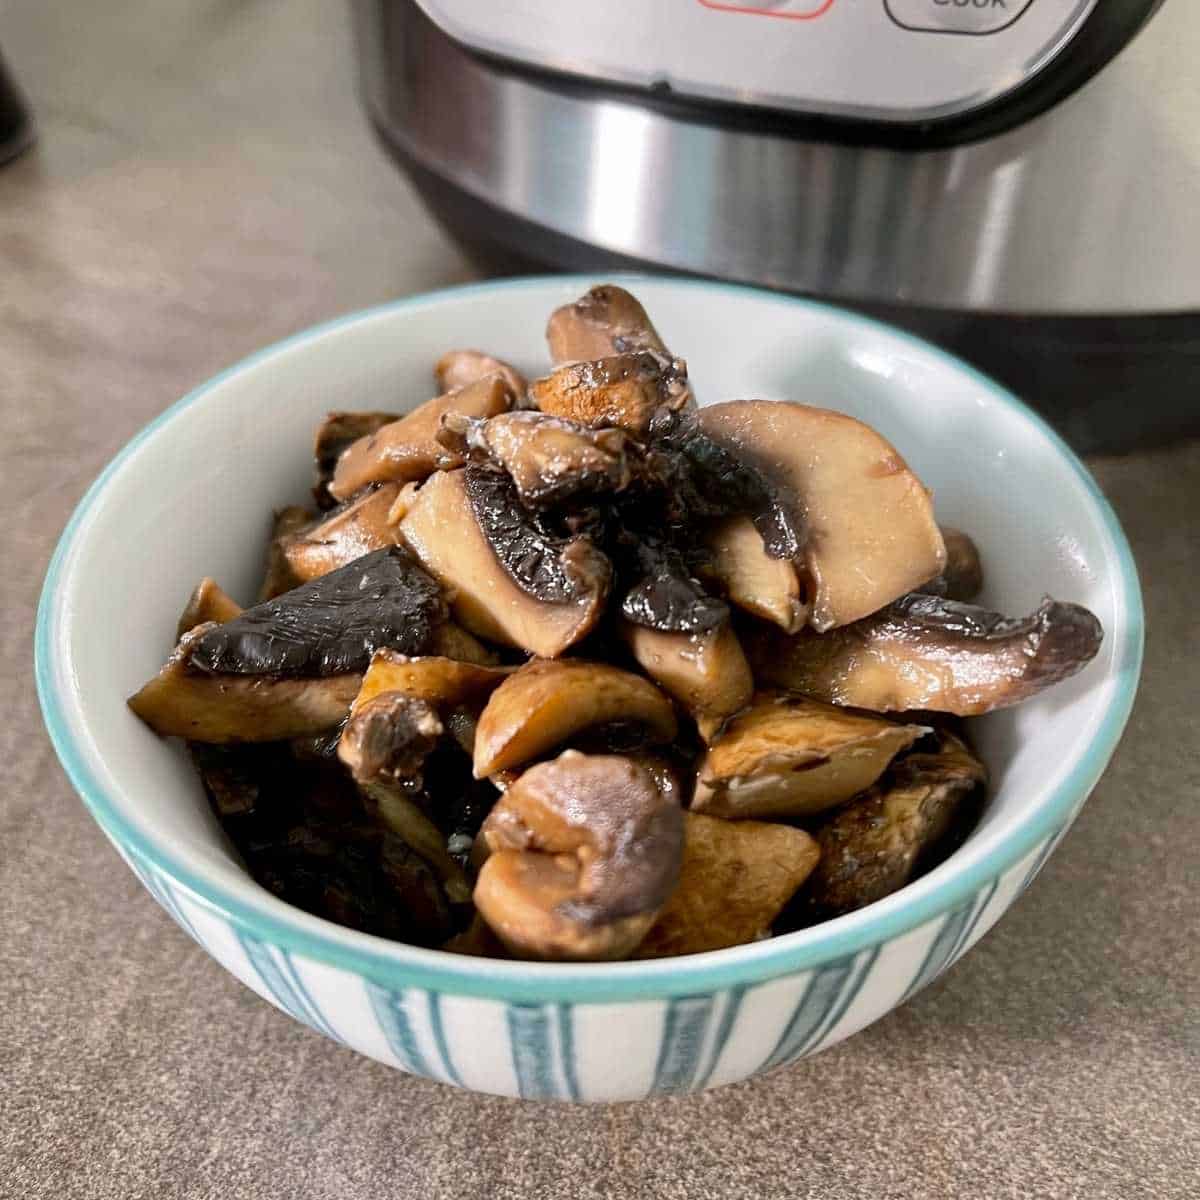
[[651, 995, 717, 1095], [235, 932, 340, 1043], [901, 880, 998, 1004], [365, 982, 432, 1076]]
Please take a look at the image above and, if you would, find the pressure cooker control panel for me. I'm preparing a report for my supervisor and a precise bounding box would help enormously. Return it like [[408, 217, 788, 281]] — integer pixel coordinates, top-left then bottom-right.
[[415, 0, 1099, 123]]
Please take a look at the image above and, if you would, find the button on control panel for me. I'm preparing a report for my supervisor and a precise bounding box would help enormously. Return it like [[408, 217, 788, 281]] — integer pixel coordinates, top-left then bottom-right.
[[885, 0, 1035, 35], [698, 0, 836, 18]]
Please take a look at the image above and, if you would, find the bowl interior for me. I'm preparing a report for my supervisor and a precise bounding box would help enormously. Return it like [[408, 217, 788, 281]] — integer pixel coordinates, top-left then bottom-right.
[[40, 276, 1140, 993]]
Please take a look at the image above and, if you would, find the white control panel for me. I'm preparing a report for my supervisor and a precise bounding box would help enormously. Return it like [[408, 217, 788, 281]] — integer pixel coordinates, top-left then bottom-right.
[[415, 0, 1098, 122]]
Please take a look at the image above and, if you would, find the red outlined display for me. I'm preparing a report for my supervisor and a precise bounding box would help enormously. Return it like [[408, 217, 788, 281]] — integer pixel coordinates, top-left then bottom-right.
[[697, 0, 836, 19]]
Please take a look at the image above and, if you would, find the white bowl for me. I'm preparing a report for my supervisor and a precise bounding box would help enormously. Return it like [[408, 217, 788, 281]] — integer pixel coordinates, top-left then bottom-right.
[[37, 276, 1143, 1101]]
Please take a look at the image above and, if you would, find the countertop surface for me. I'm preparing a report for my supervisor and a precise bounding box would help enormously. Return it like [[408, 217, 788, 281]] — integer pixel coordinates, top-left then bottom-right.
[[3, 4, 1197, 1198]]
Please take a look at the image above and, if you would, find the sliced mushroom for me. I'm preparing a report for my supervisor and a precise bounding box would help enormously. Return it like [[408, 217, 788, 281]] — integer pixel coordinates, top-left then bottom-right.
[[428, 621, 502, 666], [282, 483, 401, 583], [177, 578, 242, 639], [189, 546, 447, 678], [747, 593, 1104, 716], [313, 411, 397, 508], [802, 732, 987, 920], [258, 505, 314, 600], [701, 515, 808, 633], [353, 649, 512, 716], [617, 535, 729, 635], [438, 409, 632, 507], [530, 350, 690, 435], [546, 284, 668, 363], [692, 694, 927, 820], [635, 812, 819, 958], [337, 691, 444, 785], [399, 468, 609, 657], [474, 751, 683, 961], [472, 658, 678, 777], [919, 526, 984, 603], [434, 349, 527, 398], [128, 624, 361, 742], [697, 401, 946, 630], [328, 374, 514, 501], [622, 621, 752, 742]]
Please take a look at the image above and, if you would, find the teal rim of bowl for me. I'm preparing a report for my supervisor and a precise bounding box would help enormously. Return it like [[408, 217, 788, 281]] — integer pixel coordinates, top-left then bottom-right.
[[35, 274, 1144, 1003]]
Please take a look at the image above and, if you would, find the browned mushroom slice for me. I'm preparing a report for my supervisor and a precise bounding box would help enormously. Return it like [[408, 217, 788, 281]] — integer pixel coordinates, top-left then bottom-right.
[[128, 625, 361, 742], [697, 401, 946, 630], [529, 350, 690, 435], [474, 751, 683, 961], [282, 483, 401, 583], [803, 732, 987, 920], [428, 621, 502, 666], [438, 410, 632, 507], [473, 658, 678, 777], [337, 691, 444, 784], [748, 593, 1104, 716], [353, 649, 512, 715], [177, 578, 242, 639], [546, 284, 668, 363], [313, 411, 397, 508], [919, 526, 984, 603], [701, 514, 808, 633], [258, 505, 314, 600], [692, 694, 927, 820], [399, 468, 609, 658], [328, 374, 514, 501], [622, 621, 752, 742], [434, 349, 527, 399], [636, 812, 819, 958]]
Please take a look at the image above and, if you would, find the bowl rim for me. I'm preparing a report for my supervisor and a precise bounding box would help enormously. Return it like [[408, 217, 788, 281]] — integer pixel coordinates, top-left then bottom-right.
[[35, 273, 1144, 1002]]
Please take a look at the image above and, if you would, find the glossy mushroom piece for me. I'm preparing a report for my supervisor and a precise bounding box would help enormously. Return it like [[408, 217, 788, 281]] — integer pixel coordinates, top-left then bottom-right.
[[801, 732, 987, 920], [434, 349, 527, 399], [282, 483, 401, 583], [748, 593, 1104, 716], [328, 374, 514, 501], [546, 284, 668, 363], [399, 467, 612, 658], [473, 751, 684, 961]]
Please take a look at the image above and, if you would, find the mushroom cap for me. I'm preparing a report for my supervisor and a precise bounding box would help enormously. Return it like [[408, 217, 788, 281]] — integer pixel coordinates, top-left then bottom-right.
[[546, 284, 668, 363], [472, 658, 679, 777], [473, 751, 683, 961]]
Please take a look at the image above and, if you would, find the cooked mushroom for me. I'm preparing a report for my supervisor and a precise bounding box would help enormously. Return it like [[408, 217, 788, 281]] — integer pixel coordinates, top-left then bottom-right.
[[282, 483, 401, 583], [748, 593, 1104, 716], [438, 409, 632, 507], [258, 505, 314, 600], [188, 546, 447, 678], [177, 577, 242, 639], [692, 694, 927, 820], [473, 751, 683, 961], [399, 468, 610, 657], [353, 649, 512, 716], [435, 349, 527, 398], [802, 732, 987, 920], [546, 284, 668, 363], [919, 526, 984, 602], [328, 374, 514, 501], [697, 401, 946, 630], [622, 622, 752, 742], [616, 534, 730, 636], [337, 691, 444, 785], [701, 515, 808, 633], [428, 621, 502, 666], [530, 350, 690, 435], [635, 812, 819, 958], [472, 658, 678, 777], [313, 411, 397, 508], [128, 624, 361, 742], [442, 915, 510, 958]]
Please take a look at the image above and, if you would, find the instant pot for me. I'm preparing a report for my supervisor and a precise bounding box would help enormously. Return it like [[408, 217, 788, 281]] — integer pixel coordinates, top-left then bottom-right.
[[352, 0, 1199, 451]]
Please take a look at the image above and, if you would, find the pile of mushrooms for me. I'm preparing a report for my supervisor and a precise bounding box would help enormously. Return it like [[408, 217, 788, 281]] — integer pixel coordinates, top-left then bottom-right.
[[129, 285, 1104, 961]]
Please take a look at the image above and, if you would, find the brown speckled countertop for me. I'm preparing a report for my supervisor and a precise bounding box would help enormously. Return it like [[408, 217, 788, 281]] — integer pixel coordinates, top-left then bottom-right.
[[3, 4, 1197, 1197]]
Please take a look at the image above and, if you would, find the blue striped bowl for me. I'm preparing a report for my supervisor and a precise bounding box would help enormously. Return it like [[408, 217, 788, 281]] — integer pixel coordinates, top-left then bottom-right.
[[36, 276, 1143, 1101]]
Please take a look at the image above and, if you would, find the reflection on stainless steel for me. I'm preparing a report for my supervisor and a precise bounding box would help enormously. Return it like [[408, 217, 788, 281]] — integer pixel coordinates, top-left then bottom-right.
[[357, 0, 1199, 313]]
